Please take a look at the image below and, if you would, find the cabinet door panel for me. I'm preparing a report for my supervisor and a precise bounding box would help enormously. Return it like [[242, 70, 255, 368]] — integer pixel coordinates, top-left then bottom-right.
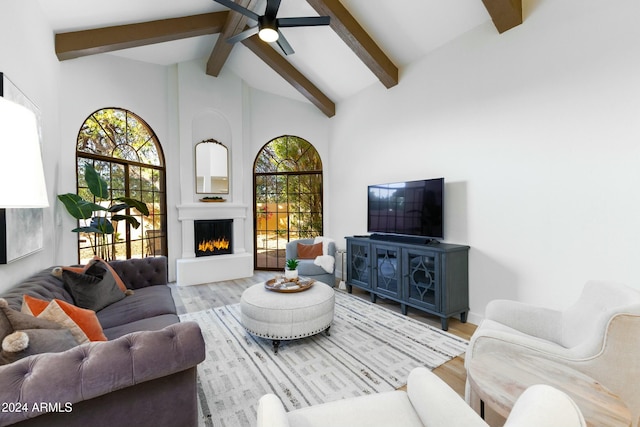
[[347, 240, 371, 289], [403, 249, 439, 311], [372, 244, 401, 298]]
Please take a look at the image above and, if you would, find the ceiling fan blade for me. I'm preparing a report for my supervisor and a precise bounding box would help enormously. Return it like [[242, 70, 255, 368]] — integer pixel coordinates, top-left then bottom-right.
[[277, 16, 331, 28], [227, 26, 259, 44], [213, 0, 260, 22], [265, 0, 281, 19], [276, 31, 294, 55]]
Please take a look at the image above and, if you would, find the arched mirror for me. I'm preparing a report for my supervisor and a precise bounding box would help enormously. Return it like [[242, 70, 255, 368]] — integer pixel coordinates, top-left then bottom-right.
[[196, 139, 229, 194]]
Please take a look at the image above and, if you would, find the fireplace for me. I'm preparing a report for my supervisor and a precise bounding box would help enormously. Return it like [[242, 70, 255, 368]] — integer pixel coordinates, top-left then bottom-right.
[[177, 203, 252, 286], [194, 219, 233, 257]]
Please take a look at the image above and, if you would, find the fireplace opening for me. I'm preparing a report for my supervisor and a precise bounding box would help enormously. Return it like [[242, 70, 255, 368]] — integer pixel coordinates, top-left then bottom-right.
[[195, 219, 233, 257]]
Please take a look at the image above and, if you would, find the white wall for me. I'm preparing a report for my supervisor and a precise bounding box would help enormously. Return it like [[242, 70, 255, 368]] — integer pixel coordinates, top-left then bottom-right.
[[0, 1, 61, 292], [245, 86, 332, 211], [327, 0, 640, 322], [175, 60, 244, 207]]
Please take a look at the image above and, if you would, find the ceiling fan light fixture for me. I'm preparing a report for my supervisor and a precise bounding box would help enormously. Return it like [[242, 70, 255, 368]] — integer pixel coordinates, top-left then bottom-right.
[[258, 26, 279, 42]]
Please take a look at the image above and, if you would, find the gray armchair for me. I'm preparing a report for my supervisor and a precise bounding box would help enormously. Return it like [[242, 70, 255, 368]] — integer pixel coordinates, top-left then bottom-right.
[[285, 238, 336, 287]]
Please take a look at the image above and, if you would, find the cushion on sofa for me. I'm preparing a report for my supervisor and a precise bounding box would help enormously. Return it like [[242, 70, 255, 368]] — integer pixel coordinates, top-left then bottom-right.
[[90, 256, 130, 293], [31, 299, 89, 344], [102, 313, 180, 340], [62, 262, 126, 311], [55, 256, 131, 294], [1, 328, 78, 365], [96, 285, 177, 329], [0, 298, 64, 334], [0, 299, 78, 365], [22, 295, 107, 342]]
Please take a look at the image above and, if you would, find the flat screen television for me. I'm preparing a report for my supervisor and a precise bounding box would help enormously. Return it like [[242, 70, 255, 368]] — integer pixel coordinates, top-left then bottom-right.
[[367, 178, 444, 240]]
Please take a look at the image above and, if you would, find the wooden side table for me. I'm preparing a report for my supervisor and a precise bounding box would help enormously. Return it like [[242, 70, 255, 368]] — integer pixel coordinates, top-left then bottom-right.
[[467, 352, 631, 427]]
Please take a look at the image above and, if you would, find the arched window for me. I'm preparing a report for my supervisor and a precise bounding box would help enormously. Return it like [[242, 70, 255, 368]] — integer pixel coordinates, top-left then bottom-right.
[[254, 135, 323, 270], [76, 108, 166, 262]]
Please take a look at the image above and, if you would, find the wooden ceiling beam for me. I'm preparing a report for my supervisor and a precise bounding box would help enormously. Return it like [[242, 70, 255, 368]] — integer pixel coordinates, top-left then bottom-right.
[[242, 36, 336, 118], [482, 0, 523, 33], [306, 0, 398, 89], [206, 0, 260, 77], [56, 12, 229, 61]]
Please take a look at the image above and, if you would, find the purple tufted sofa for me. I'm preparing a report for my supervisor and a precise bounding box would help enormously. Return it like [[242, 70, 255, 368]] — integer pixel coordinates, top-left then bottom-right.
[[0, 257, 205, 427]]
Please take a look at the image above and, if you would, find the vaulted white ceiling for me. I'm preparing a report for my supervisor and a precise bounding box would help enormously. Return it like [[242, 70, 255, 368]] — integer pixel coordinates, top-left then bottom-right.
[[38, 0, 505, 111]]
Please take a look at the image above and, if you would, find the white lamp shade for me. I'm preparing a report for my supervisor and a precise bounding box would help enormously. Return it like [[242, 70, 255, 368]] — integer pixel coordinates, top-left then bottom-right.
[[0, 97, 49, 207]]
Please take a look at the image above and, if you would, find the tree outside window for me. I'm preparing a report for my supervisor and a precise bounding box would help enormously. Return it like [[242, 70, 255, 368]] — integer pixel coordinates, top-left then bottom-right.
[[76, 108, 166, 262], [254, 135, 323, 270]]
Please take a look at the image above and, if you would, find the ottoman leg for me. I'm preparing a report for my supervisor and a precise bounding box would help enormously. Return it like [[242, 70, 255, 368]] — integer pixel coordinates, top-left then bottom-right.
[[325, 326, 331, 336], [272, 340, 281, 354]]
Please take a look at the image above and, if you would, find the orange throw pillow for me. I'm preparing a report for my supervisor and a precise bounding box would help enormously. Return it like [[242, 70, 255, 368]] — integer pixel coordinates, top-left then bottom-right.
[[22, 295, 107, 342], [297, 242, 323, 259]]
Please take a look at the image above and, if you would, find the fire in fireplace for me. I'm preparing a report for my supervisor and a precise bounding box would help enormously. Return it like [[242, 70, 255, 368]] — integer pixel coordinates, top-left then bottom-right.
[[194, 219, 233, 257]]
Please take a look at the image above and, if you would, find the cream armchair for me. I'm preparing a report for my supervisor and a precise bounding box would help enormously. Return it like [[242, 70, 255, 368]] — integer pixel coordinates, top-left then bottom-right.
[[257, 367, 585, 427], [466, 280, 640, 427]]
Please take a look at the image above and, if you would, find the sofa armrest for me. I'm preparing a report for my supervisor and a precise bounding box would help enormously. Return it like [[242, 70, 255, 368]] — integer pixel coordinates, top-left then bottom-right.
[[257, 394, 291, 427], [504, 384, 586, 427], [108, 256, 168, 289], [0, 321, 204, 427], [407, 367, 489, 427]]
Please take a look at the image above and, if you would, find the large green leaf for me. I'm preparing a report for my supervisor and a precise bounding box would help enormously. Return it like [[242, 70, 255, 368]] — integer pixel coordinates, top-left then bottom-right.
[[57, 194, 106, 220], [90, 217, 114, 234], [112, 214, 141, 229], [108, 203, 129, 213], [115, 197, 150, 216], [85, 165, 109, 200], [71, 217, 113, 234]]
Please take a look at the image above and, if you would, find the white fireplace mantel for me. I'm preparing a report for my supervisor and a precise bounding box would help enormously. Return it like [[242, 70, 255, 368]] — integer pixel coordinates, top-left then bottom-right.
[[176, 202, 253, 286], [176, 202, 248, 221]]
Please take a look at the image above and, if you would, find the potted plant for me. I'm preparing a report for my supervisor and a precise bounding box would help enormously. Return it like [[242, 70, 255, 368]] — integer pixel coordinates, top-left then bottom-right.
[[57, 164, 150, 260], [285, 258, 299, 280]]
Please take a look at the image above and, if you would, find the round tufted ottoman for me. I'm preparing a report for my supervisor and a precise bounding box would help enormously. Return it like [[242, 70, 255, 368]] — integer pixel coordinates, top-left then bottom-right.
[[240, 281, 335, 353]]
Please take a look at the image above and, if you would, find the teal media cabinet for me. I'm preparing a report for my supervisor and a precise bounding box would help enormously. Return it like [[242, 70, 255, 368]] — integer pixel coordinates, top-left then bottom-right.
[[345, 236, 470, 330]]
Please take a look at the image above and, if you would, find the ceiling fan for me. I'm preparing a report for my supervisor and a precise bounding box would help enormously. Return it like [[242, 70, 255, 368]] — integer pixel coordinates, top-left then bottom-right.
[[213, 0, 330, 55]]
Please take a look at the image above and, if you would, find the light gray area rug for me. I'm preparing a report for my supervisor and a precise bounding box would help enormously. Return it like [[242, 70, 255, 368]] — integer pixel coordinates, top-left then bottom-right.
[[180, 290, 468, 427]]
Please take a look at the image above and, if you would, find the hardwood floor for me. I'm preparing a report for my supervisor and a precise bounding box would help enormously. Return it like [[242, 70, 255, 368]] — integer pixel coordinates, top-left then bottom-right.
[[169, 271, 476, 398]]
